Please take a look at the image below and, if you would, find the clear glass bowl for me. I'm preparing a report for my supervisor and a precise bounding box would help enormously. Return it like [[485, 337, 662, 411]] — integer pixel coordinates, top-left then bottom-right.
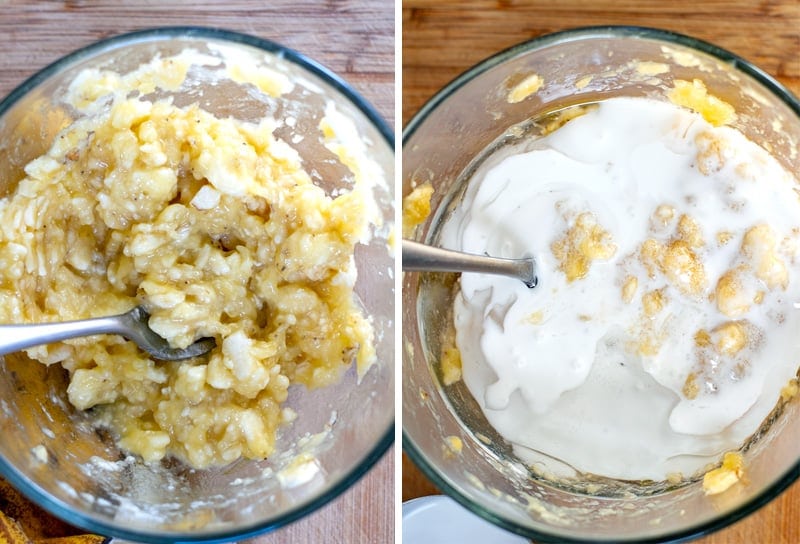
[[0, 27, 394, 542], [403, 26, 800, 543]]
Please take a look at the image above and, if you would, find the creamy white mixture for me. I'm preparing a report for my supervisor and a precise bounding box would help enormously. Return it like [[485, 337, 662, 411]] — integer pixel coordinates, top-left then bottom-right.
[[442, 97, 800, 481]]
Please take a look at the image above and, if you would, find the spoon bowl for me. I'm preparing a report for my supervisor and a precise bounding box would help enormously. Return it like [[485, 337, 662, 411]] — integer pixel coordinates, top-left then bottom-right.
[[0, 306, 216, 361]]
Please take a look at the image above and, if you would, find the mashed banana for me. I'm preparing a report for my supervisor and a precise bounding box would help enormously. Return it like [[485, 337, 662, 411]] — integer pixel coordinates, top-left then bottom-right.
[[0, 52, 380, 468]]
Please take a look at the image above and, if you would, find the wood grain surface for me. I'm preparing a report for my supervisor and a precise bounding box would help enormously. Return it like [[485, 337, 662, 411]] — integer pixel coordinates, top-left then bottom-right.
[[0, 2, 394, 544], [402, 1, 800, 543], [403, 0, 799, 125]]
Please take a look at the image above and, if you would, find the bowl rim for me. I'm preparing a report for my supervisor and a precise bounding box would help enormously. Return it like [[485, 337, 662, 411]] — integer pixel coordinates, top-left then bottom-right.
[[0, 25, 394, 543], [402, 24, 800, 544], [403, 24, 800, 146]]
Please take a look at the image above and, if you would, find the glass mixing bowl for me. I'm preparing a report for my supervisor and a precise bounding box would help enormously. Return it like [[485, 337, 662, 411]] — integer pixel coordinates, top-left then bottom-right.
[[403, 26, 800, 543], [0, 27, 394, 542]]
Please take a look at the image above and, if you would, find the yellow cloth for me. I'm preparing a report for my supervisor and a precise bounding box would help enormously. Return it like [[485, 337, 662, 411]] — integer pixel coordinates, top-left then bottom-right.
[[0, 478, 105, 544]]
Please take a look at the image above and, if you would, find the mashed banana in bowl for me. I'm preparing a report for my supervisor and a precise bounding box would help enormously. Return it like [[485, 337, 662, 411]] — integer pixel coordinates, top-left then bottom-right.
[[0, 49, 383, 469]]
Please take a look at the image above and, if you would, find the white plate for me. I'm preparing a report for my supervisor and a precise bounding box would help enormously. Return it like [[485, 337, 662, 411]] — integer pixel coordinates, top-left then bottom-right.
[[402, 495, 529, 543]]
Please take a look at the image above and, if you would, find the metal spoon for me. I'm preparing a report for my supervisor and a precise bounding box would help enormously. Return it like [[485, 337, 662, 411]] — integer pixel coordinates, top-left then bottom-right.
[[0, 306, 216, 361], [402, 239, 538, 288]]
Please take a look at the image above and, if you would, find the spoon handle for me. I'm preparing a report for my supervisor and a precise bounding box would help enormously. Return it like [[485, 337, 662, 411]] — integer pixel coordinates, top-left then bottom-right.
[[0, 314, 125, 356], [402, 239, 537, 288]]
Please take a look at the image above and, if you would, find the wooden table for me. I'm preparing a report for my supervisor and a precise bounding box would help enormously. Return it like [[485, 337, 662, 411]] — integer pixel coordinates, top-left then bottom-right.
[[0, 2, 394, 543], [403, 1, 800, 543]]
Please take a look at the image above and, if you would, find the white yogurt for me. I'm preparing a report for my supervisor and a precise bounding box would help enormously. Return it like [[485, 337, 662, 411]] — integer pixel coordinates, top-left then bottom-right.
[[442, 97, 800, 481]]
